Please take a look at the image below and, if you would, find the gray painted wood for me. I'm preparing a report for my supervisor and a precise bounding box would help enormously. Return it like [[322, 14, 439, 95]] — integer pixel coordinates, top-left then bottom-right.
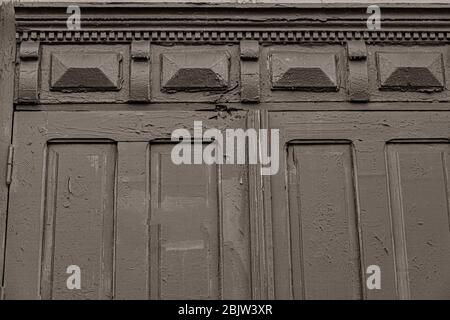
[[247, 110, 274, 299], [269, 111, 450, 299], [387, 142, 450, 299], [40, 143, 116, 299], [0, 0, 15, 294], [4, 111, 252, 299], [150, 144, 220, 299], [4, 2, 450, 300], [115, 142, 149, 299], [287, 144, 362, 299]]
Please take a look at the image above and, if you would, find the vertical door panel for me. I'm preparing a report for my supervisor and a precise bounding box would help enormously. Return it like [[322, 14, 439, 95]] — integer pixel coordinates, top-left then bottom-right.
[[115, 142, 149, 299], [41, 143, 116, 299], [287, 143, 362, 299], [387, 142, 450, 299], [0, 1, 15, 286], [149, 143, 220, 299]]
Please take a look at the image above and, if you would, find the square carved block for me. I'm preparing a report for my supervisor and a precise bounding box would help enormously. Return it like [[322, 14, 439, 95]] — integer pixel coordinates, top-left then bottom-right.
[[39, 45, 129, 104], [161, 51, 230, 92], [270, 52, 338, 91], [377, 52, 445, 91], [50, 52, 122, 91]]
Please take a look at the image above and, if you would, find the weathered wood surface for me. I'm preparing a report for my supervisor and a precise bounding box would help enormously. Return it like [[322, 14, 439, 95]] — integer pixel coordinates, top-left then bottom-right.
[[40, 143, 116, 299], [287, 143, 361, 299], [0, 0, 15, 295], [269, 111, 450, 299], [387, 143, 450, 299], [3, 2, 450, 300], [4, 111, 252, 300], [12, 3, 450, 105]]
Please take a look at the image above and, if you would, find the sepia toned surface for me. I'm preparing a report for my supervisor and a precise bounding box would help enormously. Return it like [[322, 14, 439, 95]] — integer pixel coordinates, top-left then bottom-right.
[[1, 2, 450, 300]]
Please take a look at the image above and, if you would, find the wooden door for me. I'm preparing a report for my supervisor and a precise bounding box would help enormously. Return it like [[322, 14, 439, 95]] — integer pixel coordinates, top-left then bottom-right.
[[4, 111, 252, 300], [5, 2, 450, 301], [269, 111, 450, 300]]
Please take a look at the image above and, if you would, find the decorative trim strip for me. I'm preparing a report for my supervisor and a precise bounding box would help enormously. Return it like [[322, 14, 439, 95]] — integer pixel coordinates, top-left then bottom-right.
[[15, 30, 450, 44]]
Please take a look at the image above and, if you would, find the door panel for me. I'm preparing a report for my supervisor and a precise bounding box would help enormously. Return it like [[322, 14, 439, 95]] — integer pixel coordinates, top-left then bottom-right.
[[387, 142, 450, 299], [115, 142, 149, 299], [149, 143, 220, 299], [269, 111, 450, 299], [6, 110, 450, 299], [41, 143, 116, 300], [5, 111, 251, 300], [287, 143, 362, 299]]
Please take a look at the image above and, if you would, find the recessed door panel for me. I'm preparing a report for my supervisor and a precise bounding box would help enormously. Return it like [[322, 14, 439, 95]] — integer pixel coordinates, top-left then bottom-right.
[[287, 143, 362, 299], [150, 144, 220, 299], [41, 143, 116, 300], [387, 142, 450, 299]]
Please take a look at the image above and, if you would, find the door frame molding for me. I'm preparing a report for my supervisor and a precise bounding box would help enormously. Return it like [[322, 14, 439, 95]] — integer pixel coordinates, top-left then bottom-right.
[[0, 1, 15, 296]]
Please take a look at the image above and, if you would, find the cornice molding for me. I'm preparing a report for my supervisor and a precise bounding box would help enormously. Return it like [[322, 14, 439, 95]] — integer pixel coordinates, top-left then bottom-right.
[[13, 3, 450, 105], [14, 3, 450, 44], [15, 29, 450, 44]]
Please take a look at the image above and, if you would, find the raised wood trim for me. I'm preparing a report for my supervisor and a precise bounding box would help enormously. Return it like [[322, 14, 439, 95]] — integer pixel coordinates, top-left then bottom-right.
[[247, 110, 274, 299]]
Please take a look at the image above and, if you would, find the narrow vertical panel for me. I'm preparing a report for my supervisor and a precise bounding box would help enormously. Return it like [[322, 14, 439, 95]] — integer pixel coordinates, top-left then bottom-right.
[[353, 141, 397, 299], [287, 143, 362, 299], [221, 163, 251, 299], [247, 111, 264, 299], [40, 143, 116, 300], [115, 142, 149, 299], [4, 113, 48, 299], [0, 0, 15, 289], [149, 144, 220, 299], [247, 110, 274, 299], [387, 142, 450, 299]]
